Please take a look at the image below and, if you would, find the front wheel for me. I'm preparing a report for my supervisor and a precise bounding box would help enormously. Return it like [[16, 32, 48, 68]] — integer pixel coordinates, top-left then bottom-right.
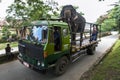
[[54, 56, 69, 76]]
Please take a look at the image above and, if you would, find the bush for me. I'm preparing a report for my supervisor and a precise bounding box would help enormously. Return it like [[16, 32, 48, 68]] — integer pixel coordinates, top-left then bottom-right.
[[101, 32, 111, 37], [11, 34, 17, 40], [1, 36, 7, 40], [0, 37, 7, 43], [2, 26, 11, 39]]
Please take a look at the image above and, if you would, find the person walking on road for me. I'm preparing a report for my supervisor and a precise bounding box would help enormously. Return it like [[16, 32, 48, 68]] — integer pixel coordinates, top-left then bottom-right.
[[5, 44, 14, 59]]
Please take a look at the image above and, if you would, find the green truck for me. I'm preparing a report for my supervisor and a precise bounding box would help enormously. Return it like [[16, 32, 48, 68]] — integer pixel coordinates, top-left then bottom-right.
[[18, 19, 101, 76]]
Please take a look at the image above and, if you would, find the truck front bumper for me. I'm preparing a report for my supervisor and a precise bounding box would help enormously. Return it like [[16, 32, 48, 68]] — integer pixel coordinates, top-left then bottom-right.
[[17, 55, 47, 70]]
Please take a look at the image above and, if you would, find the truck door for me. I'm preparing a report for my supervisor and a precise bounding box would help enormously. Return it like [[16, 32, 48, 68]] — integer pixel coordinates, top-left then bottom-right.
[[53, 27, 61, 51], [62, 28, 70, 50]]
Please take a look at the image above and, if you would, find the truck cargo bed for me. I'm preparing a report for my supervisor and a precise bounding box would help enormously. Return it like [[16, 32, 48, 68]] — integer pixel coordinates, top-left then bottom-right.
[[71, 37, 100, 51]]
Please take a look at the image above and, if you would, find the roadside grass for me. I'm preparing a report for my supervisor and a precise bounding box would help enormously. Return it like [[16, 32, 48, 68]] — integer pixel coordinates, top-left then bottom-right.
[[0, 42, 18, 50], [80, 40, 120, 80]]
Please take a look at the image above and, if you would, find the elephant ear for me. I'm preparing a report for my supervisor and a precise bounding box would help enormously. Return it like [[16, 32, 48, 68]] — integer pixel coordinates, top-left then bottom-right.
[[60, 9, 64, 19]]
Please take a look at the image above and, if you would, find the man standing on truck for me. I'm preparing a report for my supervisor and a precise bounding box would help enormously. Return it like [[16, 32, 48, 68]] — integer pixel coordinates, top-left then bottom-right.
[[90, 25, 98, 41]]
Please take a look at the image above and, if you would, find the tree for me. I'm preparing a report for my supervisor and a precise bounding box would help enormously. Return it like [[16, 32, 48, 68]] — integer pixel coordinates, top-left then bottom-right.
[[6, 0, 58, 21], [108, 1, 120, 33], [96, 0, 120, 32], [5, 16, 26, 37], [6, 0, 59, 37], [101, 19, 116, 31], [6, 0, 59, 28], [97, 14, 108, 24], [2, 25, 11, 40]]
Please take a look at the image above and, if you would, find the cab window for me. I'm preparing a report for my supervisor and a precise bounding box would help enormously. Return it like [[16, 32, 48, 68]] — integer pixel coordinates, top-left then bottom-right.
[[63, 28, 68, 36]]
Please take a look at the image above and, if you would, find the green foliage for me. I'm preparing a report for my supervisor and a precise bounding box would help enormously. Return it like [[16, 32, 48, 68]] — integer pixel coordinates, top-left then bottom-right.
[[101, 19, 117, 31], [80, 40, 120, 80], [6, 0, 59, 38], [11, 34, 18, 40], [96, 1, 120, 32], [106, 1, 120, 33], [91, 40, 120, 80], [0, 36, 7, 43], [5, 17, 19, 28], [2, 26, 11, 40], [97, 14, 117, 32], [96, 14, 108, 24], [6, 0, 58, 21]]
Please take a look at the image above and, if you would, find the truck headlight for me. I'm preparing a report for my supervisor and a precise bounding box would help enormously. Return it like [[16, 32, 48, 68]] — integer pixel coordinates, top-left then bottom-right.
[[41, 62, 44, 67], [19, 53, 22, 57], [37, 61, 41, 66]]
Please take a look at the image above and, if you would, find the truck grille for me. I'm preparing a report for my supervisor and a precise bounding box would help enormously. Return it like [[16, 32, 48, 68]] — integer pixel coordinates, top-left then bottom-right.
[[18, 44, 26, 54], [18, 41, 44, 61]]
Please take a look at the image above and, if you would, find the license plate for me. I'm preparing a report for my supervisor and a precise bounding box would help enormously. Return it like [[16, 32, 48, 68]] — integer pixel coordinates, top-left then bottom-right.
[[23, 62, 29, 67]]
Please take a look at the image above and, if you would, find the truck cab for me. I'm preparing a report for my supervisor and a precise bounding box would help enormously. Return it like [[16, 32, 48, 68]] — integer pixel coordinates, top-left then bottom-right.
[[18, 20, 71, 75]]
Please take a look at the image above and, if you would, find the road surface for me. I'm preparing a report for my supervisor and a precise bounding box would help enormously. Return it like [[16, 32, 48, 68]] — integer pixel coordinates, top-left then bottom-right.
[[0, 33, 118, 80]]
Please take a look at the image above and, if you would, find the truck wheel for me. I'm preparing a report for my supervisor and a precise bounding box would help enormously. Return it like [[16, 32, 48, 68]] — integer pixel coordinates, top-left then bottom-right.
[[87, 45, 96, 55], [54, 56, 69, 76]]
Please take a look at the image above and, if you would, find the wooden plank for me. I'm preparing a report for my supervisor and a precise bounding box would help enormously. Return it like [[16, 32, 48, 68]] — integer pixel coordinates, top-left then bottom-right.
[[72, 39, 100, 50]]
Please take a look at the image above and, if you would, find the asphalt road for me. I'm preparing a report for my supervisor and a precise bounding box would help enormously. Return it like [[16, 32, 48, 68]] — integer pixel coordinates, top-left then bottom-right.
[[0, 33, 118, 80]]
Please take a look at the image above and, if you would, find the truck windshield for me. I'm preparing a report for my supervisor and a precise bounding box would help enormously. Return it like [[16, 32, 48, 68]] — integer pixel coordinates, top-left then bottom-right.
[[26, 25, 48, 44]]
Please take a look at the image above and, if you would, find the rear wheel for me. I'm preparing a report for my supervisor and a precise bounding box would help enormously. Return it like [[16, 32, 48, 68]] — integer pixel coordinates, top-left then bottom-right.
[[54, 56, 69, 76], [87, 45, 96, 55]]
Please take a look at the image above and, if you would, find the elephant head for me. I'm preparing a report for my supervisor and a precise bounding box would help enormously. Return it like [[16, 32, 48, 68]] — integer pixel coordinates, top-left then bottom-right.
[[60, 5, 76, 22]]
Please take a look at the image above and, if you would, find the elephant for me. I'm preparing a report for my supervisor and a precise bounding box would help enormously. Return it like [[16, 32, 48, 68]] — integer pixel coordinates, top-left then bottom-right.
[[60, 5, 86, 46]]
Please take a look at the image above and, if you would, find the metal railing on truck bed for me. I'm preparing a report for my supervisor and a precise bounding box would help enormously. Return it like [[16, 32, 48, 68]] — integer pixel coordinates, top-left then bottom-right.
[[70, 22, 101, 53]]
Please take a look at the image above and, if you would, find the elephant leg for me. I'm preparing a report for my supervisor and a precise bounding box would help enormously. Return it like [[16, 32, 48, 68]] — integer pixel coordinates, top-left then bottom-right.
[[80, 32, 83, 46], [72, 33, 76, 45], [70, 22, 76, 45], [79, 23, 85, 46]]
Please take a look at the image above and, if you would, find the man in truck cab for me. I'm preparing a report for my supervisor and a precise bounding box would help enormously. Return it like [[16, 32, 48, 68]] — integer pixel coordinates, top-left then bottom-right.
[[54, 27, 61, 51]]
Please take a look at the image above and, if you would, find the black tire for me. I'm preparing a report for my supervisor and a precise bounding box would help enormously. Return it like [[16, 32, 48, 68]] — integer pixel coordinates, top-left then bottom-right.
[[87, 45, 96, 55], [54, 56, 69, 76]]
